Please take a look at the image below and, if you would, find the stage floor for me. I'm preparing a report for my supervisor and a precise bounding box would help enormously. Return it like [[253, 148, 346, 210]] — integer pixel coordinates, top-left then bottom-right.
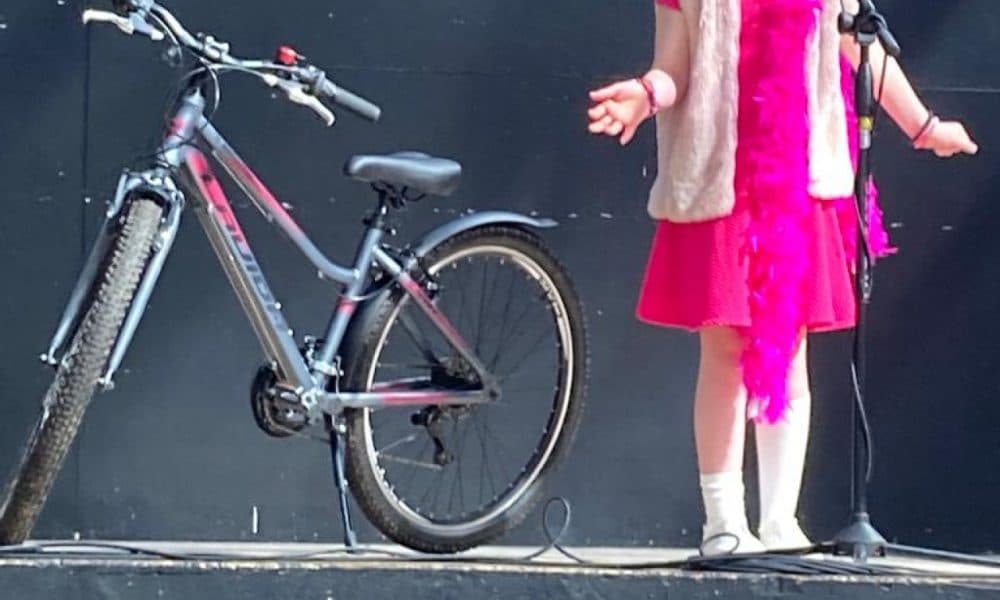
[[3, 541, 1000, 599]]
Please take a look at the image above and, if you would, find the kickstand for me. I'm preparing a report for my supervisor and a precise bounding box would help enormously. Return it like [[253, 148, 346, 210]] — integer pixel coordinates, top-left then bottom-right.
[[326, 416, 359, 550]]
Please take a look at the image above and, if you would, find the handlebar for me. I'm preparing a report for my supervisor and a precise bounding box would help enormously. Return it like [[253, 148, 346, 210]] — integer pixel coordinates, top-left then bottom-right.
[[83, 1, 382, 124], [319, 80, 382, 123]]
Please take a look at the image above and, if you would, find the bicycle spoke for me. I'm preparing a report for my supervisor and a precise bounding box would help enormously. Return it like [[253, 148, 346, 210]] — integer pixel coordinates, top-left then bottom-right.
[[398, 435, 431, 495], [496, 313, 551, 368], [494, 384, 559, 395], [375, 362, 439, 371], [487, 277, 529, 370], [457, 421, 469, 517], [451, 260, 471, 340], [416, 445, 446, 512], [472, 411, 495, 500], [475, 410, 521, 475], [452, 417, 470, 518], [380, 453, 443, 471], [490, 289, 547, 369], [497, 326, 556, 381], [475, 258, 490, 354], [446, 414, 463, 515], [472, 410, 499, 502], [378, 433, 420, 455], [428, 454, 446, 516], [487, 263, 518, 369]]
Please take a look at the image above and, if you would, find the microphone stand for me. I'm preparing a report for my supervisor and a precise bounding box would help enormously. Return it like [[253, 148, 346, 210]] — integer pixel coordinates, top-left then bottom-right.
[[831, 0, 900, 561]]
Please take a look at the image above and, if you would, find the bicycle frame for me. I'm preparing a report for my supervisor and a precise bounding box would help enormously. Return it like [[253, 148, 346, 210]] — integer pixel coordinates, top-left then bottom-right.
[[44, 85, 498, 419]]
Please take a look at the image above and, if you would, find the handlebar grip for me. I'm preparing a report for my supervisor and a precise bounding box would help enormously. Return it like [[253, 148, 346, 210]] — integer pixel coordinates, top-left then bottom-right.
[[320, 80, 381, 122]]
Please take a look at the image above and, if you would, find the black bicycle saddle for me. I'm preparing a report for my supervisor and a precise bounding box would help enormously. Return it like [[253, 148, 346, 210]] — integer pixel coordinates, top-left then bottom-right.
[[345, 151, 462, 197]]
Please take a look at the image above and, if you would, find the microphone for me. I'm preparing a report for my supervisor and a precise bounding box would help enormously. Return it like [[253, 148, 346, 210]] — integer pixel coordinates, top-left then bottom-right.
[[838, 0, 901, 58]]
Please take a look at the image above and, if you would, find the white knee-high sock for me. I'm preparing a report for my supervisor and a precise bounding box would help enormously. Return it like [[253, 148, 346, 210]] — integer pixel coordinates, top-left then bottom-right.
[[699, 471, 766, 554], [700, 471, 749, 531], [755, 392, 811, 536]]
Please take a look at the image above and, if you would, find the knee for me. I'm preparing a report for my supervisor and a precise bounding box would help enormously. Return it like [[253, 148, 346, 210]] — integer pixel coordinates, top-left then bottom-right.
[[787, 375, 811, 404], [699, 326, 746, 367]]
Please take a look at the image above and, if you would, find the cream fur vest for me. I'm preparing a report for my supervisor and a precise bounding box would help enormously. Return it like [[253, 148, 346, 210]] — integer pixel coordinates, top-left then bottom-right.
[[648, 0, 855, 223]]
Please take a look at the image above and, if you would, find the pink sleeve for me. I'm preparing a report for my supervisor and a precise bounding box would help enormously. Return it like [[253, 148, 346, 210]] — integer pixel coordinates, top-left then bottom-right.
[[655, 0, 681, 9]]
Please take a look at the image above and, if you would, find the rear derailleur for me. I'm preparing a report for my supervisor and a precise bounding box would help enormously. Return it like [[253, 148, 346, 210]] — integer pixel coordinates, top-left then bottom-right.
[[409, 357, 480, 466]]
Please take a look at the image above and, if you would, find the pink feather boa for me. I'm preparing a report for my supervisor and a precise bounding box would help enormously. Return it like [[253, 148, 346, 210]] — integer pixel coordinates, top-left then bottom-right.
[[736, 0, 820, 423], [737, 1, 895, 424]]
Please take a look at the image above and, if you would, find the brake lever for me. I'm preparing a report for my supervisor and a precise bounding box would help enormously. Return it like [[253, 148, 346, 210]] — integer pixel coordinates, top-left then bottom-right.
[[262, 75, 336, 127], [82, 9, 165, 41]]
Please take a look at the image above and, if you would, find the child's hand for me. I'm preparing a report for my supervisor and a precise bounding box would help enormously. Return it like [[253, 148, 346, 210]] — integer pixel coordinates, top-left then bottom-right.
[[916, 120, 979, 157], [588, 79, 651, 145]]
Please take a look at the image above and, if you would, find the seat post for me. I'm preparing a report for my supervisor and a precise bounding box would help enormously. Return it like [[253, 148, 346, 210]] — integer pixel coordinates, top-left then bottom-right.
[[363, 185, 392, 233]]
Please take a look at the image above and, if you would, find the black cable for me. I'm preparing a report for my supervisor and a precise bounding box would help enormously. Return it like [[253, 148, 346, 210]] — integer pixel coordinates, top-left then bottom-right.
[[851, 361, 875, 481], [840, 0, 894, 493], [699, 532, 741, 556], [127, 10, 223, 172], [0, 541, 194, 562], [0, 540, 411, 562], [887, 543, 1000, 569], [874, 51, 890, 123], [519, 497, 587, 563]]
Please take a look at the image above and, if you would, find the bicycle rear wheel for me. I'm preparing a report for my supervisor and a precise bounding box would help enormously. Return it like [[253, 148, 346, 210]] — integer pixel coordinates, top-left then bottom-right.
[[0, 198, 162, 544], [343, 225, 587, 553]]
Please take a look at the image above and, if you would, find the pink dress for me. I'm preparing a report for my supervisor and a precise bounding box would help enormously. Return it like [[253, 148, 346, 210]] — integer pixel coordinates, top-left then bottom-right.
[[638, 0, 893, 420]]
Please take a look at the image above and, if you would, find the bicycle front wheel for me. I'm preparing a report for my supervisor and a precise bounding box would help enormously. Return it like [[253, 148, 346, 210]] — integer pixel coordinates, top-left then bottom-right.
[[0, 198, 162, 544], [343, 225, 588, 553]]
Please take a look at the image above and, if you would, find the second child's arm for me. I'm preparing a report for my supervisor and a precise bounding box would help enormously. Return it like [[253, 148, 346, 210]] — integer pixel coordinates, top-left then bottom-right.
[[839, 0, 977, 156]]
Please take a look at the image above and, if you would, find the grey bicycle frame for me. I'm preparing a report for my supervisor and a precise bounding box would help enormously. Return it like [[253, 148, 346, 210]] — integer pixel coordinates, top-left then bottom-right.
[[44, 85, 550, 419]]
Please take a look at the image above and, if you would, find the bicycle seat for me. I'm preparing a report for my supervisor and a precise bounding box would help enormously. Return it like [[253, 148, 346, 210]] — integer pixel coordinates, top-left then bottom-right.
[[345, 152, 462, 197]]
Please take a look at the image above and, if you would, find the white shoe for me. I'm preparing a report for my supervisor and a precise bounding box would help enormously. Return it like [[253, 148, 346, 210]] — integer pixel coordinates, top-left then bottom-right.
[[701, 522, 767, 556], [759, 519, 813, 551]]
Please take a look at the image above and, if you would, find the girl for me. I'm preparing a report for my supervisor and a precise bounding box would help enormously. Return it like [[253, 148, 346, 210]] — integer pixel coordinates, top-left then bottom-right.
[[588, 0, 977, 555]]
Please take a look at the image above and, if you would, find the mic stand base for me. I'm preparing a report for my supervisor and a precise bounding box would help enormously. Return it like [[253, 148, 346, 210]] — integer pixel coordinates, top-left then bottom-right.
[[832, 512, 887, 561]]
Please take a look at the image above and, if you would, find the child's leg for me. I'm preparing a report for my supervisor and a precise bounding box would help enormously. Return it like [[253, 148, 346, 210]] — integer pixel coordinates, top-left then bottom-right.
[[695, 327, 749, 473], [695, 326, 764, 554], [755, 334, 812, 550]]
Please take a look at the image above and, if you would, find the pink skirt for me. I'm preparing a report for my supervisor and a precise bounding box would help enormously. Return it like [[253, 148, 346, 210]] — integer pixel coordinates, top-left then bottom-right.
[[636, 197, 857, 333]]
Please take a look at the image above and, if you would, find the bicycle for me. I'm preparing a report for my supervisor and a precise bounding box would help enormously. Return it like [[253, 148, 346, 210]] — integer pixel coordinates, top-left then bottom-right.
[[0, 0, 588, 554]]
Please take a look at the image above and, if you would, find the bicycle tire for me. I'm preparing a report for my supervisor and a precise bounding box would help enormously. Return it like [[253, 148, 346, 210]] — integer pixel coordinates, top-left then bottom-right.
[[342, 225, 588, 554], [0, 198, 163, 544]]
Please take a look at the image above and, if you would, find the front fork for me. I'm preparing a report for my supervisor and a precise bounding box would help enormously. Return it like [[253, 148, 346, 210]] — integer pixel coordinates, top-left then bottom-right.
[[41, 169, 184, 389]]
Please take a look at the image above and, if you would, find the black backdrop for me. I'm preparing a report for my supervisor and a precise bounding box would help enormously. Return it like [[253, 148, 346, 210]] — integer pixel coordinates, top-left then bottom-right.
[[1, 0, 998, 551]]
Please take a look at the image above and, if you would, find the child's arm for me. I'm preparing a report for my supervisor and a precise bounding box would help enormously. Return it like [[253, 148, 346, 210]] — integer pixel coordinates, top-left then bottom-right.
[[648, 4, 691, 104], [839, 0, 977, 156], [588, 5, 690, 145]]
